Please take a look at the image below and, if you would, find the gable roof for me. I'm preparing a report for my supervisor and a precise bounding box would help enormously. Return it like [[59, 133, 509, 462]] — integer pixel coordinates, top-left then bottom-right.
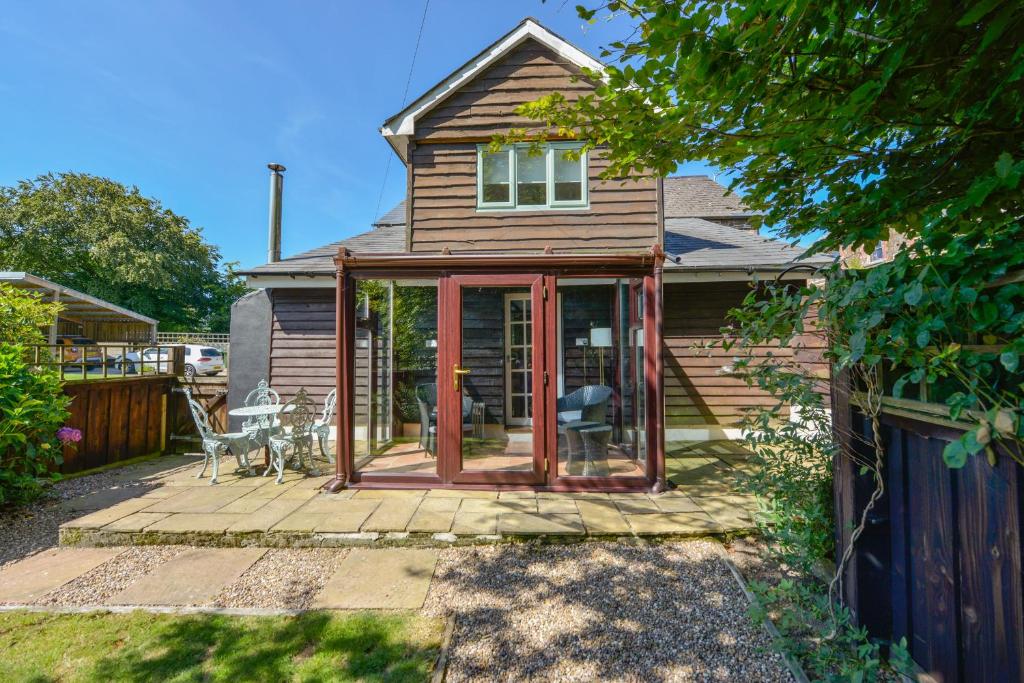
[[380, 17, 604, 161], [663, 176, 754, 219], [664, 218, 832, 271]]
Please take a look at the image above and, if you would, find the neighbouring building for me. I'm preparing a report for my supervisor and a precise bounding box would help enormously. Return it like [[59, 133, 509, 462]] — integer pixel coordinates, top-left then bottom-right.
[[232, 17, 830, 492]]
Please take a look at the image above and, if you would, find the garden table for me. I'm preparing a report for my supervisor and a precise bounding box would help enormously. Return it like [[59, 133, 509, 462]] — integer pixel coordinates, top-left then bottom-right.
[[228, 403, 293, 468]]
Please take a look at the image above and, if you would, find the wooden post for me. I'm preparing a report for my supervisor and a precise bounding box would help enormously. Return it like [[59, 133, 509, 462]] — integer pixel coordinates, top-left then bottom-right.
[[649, 245, 667, 493], [326, 251, 354, 493]]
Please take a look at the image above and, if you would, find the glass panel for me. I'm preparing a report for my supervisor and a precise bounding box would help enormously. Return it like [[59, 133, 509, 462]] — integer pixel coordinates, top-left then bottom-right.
[[352, 279, 439, 477], [460, 287, 535, 472], [516, 148, 547, 206], [553, 148, 583, 202], [481, 150, 511, 204], [556, 279, 647, 478]]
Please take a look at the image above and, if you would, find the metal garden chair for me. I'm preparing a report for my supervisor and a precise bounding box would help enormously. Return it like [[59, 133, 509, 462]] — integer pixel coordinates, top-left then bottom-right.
[[183, 387, 255, 485], [265, 388, 316, 484], [241, 379, 282, 447], [312, 388, 337, 464]]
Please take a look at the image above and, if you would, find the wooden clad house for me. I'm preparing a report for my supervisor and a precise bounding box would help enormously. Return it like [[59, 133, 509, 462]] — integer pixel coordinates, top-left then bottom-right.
[[233, 18, 829, 492]]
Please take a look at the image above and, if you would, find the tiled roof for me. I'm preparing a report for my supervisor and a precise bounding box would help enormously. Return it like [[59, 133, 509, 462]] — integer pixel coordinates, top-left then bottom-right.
[[664, 217, 832, 270], [373, 200, 407, 227], [663, 176, 752, 219]]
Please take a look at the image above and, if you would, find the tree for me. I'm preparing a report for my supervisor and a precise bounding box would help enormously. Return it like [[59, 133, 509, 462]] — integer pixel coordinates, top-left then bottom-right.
[[520, 0, 1024, 457], [0, 283, 62, 344], [515, 1, 1022, 675], [0, 172, 243, 331]]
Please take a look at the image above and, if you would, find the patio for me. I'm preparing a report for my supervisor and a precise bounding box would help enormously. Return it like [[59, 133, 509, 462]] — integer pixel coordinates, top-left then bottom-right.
[[59, 443, 758, 548]]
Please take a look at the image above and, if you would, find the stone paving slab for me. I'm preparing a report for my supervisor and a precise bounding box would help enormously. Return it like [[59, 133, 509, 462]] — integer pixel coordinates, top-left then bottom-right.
[[227, 498, 310, 533], [312, 500, 382, 533], [312, 548, 438, 609], [271, 512, 332, 533], [144, 486, 250, 514], [407, 507, 457, 533], [102, 512, 171, 532], [626, 512, 723, 535], [653, 495, 705, 513], [0, 548, 123, 603], [111, 548, 267, 606], [576, 500, 632, 534], [362, 499, 420, 532], [59, 487, 153, 512], [63, 497, 157, 529], [146, 512, 248, 533], [497, 513, 586, 535], [450, 511, 498, 535]]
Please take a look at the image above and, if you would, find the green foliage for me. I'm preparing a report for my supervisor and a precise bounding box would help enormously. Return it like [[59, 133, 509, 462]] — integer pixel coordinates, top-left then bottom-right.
[[0, 172, 244, 331], [518, 0, 1024, 461], [0, 282, 63, 345], [0, 343, 69, 505]]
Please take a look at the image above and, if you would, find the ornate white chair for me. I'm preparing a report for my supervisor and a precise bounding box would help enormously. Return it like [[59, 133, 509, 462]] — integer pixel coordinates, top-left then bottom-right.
[[241, 379, 281, 447], [265, 388, 316, 484], [312, 389, 337, 464], [183, 387, 255, 484]]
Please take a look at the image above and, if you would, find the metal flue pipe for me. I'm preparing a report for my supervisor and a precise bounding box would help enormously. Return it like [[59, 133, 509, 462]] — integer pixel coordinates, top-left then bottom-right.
[[266, 163, 286, 263]]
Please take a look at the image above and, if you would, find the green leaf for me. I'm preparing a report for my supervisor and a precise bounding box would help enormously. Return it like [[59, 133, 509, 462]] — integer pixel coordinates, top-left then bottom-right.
[[957, 0, 1002, 26], [916, 329, 931, 348], [995, 152, 1014, 179], [943, 439, 968, 468], [1001, 351, 1019, 372], [849, 330, 866, 362], [904, 282, 924, 306]]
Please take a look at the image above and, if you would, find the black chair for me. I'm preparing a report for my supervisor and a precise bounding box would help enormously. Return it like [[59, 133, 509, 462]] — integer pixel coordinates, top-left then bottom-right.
[[415, 383, 474, 456], [556, 385, 613, 426]]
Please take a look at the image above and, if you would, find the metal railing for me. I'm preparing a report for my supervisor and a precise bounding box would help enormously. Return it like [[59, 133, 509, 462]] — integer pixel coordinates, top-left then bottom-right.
[[26, 344, 186, 380]]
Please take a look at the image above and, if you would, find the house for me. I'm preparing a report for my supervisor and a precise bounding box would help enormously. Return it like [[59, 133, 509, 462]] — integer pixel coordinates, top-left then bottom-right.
[[233, 18, 829, 493]]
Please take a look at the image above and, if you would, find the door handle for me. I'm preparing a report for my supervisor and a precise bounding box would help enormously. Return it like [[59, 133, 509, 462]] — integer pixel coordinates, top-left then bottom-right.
[[453, 364, 471, 391]]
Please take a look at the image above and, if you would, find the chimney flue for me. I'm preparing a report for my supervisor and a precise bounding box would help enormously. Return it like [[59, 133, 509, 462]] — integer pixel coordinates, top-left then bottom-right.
[[266, 163, 286, 263]]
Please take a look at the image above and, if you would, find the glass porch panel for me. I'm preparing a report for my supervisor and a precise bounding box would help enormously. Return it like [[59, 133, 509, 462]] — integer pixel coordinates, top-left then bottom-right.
[[352, 279, 439, 477], [555, 279, 647, 478], [459, 286, 535, 473]]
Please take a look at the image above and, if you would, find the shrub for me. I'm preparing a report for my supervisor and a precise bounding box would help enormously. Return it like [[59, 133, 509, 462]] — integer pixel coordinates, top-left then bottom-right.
[[0, 343, 70, 505]]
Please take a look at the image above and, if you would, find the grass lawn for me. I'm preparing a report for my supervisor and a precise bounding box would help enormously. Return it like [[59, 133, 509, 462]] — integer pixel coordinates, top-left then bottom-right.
[[0, 610, 444, 682]]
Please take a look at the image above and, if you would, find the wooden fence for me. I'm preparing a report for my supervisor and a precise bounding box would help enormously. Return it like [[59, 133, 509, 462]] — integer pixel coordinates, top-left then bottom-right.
[[61, 376, 176, 473], [833, 377, 1024, 682], [59, 374, 228, 474]]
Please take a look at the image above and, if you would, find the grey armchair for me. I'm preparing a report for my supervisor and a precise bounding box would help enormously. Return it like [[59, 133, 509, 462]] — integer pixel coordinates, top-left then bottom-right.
[[557, 385, 613, 425]]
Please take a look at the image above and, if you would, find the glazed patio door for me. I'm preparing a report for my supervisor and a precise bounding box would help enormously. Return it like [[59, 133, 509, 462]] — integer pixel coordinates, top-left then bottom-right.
[[440, 274, 548, 485]]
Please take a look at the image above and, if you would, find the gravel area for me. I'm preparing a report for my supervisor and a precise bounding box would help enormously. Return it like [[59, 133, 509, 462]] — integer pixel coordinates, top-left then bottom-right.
[[424, 540, 790, 682], [38, 545, 189, 606], [0, 457, 195, 569], [212, 548, 348, 610]]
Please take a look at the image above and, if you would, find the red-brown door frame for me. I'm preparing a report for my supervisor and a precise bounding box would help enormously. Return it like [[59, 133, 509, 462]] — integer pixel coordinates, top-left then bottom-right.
[[443, 274, 548, 486]]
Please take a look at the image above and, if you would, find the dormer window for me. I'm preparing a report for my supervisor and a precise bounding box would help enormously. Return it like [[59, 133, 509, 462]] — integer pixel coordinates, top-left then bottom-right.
[[477, 142, 588, 210]]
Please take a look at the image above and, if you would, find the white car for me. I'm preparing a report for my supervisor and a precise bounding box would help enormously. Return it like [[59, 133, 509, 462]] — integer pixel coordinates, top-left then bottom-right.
[[134, 344, 226, 378]]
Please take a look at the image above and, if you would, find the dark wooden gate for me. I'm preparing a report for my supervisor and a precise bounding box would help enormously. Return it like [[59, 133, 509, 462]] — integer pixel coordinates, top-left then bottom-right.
[[834, 380, 1024, 681]]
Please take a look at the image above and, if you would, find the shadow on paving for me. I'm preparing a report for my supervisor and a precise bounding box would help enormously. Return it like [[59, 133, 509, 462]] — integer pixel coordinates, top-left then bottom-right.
[[0, 456, 197, 568], [429, 541, 786, 682], [2, 610, 439, 683]]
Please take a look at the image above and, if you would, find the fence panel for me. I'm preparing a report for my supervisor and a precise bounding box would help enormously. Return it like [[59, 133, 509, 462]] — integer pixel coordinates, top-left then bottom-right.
[[60, 376, 175, 473], [836, 405, 1024, 681]]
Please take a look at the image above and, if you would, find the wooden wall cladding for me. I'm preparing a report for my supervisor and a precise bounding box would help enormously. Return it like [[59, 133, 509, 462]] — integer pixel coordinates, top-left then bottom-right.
[[61, 376, 175, 473], [837, 409, 1024, 682]]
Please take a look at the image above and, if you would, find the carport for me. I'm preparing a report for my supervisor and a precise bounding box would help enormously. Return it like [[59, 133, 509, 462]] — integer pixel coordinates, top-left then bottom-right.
[[0, 271, 157, 343]]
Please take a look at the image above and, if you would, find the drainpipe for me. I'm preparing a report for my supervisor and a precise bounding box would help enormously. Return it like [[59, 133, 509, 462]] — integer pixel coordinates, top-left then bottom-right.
[[266, 163, 285, 263]]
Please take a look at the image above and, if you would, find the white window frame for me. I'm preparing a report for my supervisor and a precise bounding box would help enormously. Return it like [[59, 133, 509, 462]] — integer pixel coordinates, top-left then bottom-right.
[[476, 142, 589, 211]]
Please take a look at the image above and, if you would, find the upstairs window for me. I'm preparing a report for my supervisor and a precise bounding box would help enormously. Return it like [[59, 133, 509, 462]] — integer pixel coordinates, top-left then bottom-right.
[[477, 142, 588, 210]]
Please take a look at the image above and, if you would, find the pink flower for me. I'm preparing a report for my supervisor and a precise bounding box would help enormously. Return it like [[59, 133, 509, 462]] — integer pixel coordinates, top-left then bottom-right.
[[57, 427, 83, 444]]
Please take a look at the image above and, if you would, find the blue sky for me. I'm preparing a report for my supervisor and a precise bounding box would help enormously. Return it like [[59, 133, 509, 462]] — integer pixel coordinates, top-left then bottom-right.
[[1, 1, 720, 270]]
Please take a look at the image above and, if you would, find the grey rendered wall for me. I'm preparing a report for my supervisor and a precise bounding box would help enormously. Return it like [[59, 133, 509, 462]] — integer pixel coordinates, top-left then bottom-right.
[[227, 288, 272, 430]]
